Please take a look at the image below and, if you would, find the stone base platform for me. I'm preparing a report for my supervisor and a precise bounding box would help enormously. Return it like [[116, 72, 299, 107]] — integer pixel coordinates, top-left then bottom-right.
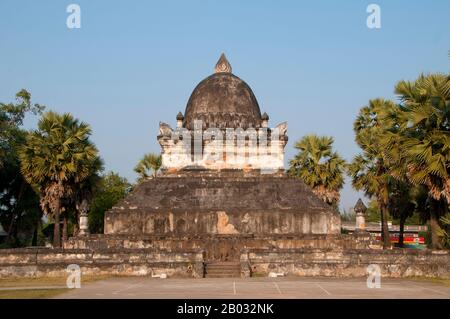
[[0, 247, 204, 278], [1, 233, 448, 279], [0, 245, 448, 279], [244, 248, 450, 278], [63, 233, 375, 261], [104, 171, 341, 236]]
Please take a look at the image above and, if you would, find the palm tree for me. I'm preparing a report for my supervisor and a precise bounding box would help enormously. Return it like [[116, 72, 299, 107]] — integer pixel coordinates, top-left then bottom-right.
[[394, 73, 450, 249], [134, 153, 162, 181], [288, 134, 346, 207], [19, 111, 100, 247], [349, 99, 399, 249]]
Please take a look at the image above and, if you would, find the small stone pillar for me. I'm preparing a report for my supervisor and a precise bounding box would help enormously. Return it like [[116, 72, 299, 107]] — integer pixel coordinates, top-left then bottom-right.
[[78, 199, 89, 236], [194, 250, 205, 278], [240, 250, 251, 278], [354, 198, 367, 233], [261, 112, 269, 128], [176, 112, 184, 128]]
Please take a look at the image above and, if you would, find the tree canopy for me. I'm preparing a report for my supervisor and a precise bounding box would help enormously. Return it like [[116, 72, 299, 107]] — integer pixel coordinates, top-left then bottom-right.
[[19, 111, 102, 247], [134, 153, 162, 181], [288, 134, 346, 208], [89, 172, 131, 234], [0, 90, 44, 247]]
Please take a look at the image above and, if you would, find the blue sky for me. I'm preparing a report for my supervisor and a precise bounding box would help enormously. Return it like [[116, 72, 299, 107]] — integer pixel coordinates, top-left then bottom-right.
[[1, 0, 449, 211]]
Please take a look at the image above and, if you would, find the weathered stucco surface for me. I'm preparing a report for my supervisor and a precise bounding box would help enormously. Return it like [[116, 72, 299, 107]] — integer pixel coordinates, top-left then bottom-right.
[[244, 249, 450, 278], [0, 248, 204, 278], [104, 171, 341, 237], [0, 246, 448, 279]]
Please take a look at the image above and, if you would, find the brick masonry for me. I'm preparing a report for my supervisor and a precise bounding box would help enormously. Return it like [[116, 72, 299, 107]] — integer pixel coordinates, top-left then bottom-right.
[[0, 234, 449, 278]]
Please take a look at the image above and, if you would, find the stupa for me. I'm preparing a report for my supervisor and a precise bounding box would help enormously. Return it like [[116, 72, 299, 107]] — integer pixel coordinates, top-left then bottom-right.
[[101, 54, 341, 262], [6, 55, 444, 280]]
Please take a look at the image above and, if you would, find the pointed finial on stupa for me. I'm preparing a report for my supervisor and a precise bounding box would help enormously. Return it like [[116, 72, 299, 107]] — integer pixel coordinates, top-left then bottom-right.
[[214, 53, 232, 73]]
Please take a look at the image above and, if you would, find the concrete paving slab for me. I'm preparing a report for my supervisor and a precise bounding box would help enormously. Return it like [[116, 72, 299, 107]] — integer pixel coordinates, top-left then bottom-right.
[[55, 276, 450, 299]]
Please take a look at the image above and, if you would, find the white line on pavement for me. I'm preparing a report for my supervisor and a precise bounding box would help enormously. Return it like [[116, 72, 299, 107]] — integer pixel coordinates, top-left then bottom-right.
[[316, 283, 331, 296], [273, 282, 282, 294]]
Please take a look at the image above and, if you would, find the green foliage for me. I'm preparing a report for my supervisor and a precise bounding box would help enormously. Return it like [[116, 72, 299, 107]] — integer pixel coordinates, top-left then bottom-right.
[[89, 172, 131, 233], [393, 73, 450, 248], [0, 89, 45, 169], [18, 111, 102, 246], [19, 111, 99, 186], [394, 74, 450, 202], [365, 199, 381, 223], [388, 180, 416, 225], [349, 73, 450, 249], [349, 99, 398, 201], [134, 153, 162, 181], [288, 134, 346, 207], [348, 99, 398, 248], [0, 90, 44, 247]]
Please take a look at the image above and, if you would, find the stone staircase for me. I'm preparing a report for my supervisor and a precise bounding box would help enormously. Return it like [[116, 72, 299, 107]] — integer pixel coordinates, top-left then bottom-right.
[[204, 262, 241, 278]]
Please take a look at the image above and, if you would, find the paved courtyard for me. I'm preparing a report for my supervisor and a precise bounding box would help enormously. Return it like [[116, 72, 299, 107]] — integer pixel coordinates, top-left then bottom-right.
[[57, 276, 450, 299]]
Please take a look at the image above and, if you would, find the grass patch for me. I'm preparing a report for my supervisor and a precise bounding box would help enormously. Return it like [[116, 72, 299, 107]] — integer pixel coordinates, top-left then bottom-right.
[[250, 272, 267, 277], [0, 275, 114, 299], [0, 288, 69, 299], [0, 274, 111, 288]]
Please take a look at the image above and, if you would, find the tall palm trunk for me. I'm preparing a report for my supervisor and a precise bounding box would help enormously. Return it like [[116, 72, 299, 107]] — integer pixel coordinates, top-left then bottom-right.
[[6, 214, 16, 242], [429, 212, 442, 249], [6, 180, 26, 242], [429, 198, 444, 249], [53, 197, 61, 248], [31, 226, 37, 246], [378, 196, 391, 249], [73, 211, 79, 237], [62, 214, 68, 244], [32, 218, 41, 246]]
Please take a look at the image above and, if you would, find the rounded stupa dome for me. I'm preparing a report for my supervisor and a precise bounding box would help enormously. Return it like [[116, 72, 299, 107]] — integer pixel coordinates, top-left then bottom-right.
[[183, 54, 262, 130]]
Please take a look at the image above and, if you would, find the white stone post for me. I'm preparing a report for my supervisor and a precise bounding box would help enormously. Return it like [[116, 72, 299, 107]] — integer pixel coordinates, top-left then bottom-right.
[[355, 212, 366, 231], [176, 112, 184, 128], [78, 199, 89, 236], [354, 198, 367, 233]]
